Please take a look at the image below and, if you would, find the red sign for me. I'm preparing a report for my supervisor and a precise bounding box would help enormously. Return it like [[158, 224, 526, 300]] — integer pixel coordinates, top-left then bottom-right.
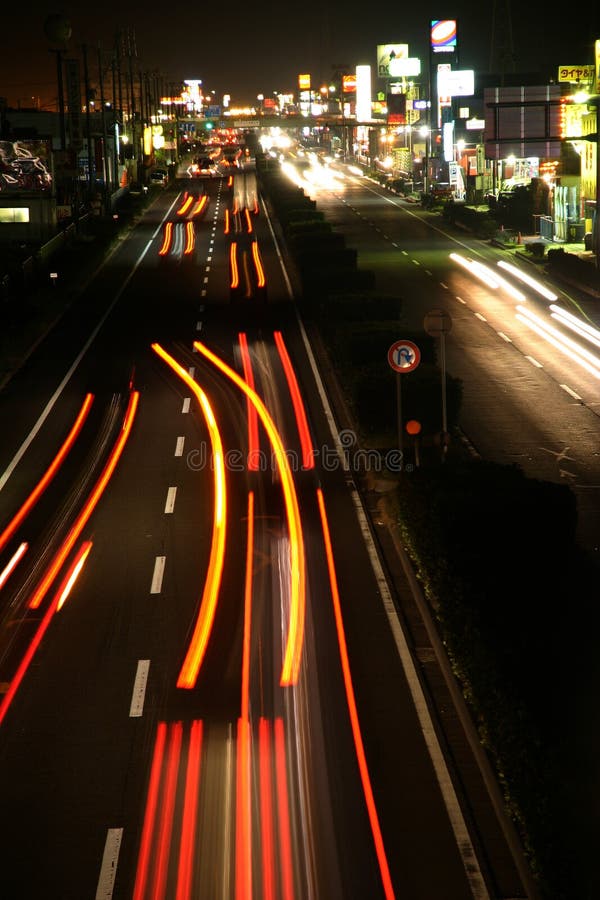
[[388, 340, 421, 373], [342, 74, 356, 93]]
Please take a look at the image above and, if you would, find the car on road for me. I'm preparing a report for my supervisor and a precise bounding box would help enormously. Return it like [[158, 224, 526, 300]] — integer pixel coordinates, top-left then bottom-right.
[[150, 168, 168, 186], [189, 157, 218, 178]]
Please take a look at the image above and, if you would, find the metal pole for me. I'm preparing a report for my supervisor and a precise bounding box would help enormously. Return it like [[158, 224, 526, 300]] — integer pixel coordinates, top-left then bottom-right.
[[440, 331, 448, 458], [396, 372, 404, 467], [82, 44, 94, 197], [52, 49, 67, 150]]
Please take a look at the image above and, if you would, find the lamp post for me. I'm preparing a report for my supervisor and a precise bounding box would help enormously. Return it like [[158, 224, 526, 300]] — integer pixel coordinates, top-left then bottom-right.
[[44, 14, 72, 151]]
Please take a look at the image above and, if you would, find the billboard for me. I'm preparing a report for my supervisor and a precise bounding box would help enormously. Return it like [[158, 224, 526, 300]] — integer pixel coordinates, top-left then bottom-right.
[[389, 57, 421, 78], [377, 44, 409, 78], [430, 20, 457, 54], [437, 69, 474, 97], [0, 139, 53, 192]]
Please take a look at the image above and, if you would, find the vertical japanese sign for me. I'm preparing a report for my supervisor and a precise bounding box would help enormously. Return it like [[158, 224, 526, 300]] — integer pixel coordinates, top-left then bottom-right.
[[65, 57, 83, 151]]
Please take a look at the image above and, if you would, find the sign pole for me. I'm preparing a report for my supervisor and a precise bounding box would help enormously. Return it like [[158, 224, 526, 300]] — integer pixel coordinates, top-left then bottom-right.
[[396, 372, 403, 462], [388, 339, 421, 471]]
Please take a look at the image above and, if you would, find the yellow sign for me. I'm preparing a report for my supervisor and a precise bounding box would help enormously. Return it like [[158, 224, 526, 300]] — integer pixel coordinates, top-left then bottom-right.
[[298, 73, 311, 90], [557, 65, 594, 83]]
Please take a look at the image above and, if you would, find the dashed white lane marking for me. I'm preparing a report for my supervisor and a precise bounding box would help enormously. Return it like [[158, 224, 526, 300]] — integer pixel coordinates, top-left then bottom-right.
[[150, 556, 166, 594], [182, 397, 191, 413], [440, 282, 449, 289], [455, 295, 466, 304], [475, 312, 487, 322], [497, 331, 512, 342], [196, 321, 203, 331], [164, 486, 177, 514], [561, 384, 582, 400], [188, 366, 195, 378], [175, 436, 185, 457], [129, 660, 150, 717], [95, 828, 123, 899], [525, 355, 543, 368]]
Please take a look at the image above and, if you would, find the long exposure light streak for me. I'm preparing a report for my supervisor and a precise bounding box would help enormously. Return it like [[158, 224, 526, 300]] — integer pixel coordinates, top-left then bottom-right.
[[259, 718, 276, 900], [28, 391, 139, 610], [316, 488, 396, 900], [55, 540, 92, 611], [0, 542, 28, 590], [274, 718, 295, 900], [177, 195, 194, 216], [0, 393, 94, 553], [515, 305, 600, 379], [235, 492, 255, 900], [550, 304, 600, 348], [184, 221, 195, 255], [230, 243, 239, 289], [176, 719, 203, 900], [151, 344, 227, 689], [192, 340, 305, 687], [497, 260, 558, 301], [238, 334, 260, 471], [273, 331, 314, 470], [251, 241, 265, 288], [158, 222, 173, 256], [133, 722, 168, 900]]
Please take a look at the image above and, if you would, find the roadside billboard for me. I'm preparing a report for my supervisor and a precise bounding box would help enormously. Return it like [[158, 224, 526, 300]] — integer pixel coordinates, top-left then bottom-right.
[[0, 139, 53, 192]]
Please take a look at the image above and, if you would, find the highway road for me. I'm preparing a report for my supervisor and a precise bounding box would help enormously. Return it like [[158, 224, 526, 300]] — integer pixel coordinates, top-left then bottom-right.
[[293, 153, 600, 564], [0, 153, 535, 898]]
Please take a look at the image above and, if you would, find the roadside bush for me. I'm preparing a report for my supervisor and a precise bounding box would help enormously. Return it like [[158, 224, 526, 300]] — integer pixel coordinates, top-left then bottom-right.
[[349, 361, 462, 437]]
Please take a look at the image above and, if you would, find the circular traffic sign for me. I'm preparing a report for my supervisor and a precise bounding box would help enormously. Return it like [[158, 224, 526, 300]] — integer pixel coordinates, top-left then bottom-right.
[[424, 308, 452, 336], [388, 340, 421, 373]]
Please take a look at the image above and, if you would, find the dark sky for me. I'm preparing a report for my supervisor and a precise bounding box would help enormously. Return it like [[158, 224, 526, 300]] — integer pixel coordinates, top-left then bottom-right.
[[1, 5, 598, 110]]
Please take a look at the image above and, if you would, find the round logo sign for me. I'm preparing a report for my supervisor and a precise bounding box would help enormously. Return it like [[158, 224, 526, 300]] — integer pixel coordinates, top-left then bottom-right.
[[388, 340, 421, 373]]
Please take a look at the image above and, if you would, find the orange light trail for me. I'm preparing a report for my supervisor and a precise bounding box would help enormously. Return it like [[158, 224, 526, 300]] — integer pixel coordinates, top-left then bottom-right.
[[316, 488, 396, 899], [177, 195, 194, 216], [235, 494, 254, 899], [176, 719, 203, 900], [152, 721, 183, 900], [184, 221, 195, 255], [273, 331, 313, 470], [224, 209, 230, 234], [190, 195, 208, 217], [0, 393, 94, 554], [0, 541, 28, 590], [274, 717, 295, 900], [230, 242, 239, 289], [251, 241, 265, 288], [192, 339, 305, 687], [133, 722, 167, 900], [259, 718, 276, 900], [55, 540, 92, 611], [0, 540, 91, 725], [238, 335, 260, 471], [151, 344, 227, 689], [158, 221, 173, 256], [235, 717, 252, 900], [241, 491, 254, 720], [28, 392, 139, 610], [244, 208, 253, 233]]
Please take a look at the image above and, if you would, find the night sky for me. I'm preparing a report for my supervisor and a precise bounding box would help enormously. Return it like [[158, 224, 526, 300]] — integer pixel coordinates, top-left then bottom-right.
[[0, 4, 598, 110]]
